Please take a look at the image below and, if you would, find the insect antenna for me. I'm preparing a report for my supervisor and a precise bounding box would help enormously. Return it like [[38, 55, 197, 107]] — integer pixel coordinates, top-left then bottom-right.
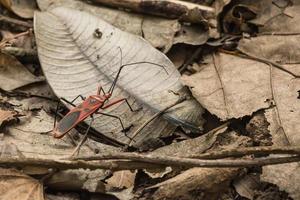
[[107, 48, 168, 95]]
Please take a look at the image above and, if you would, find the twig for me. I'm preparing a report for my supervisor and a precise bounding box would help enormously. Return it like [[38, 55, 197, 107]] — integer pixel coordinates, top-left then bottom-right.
[[75, 153, 300, 168], [0, 157, 162, 170], [191, 146, 300, 159], [0, 89, 56, 102], [88, 0, 215, 23], [0, 29, 32, 48], [128, 96, 187, 146], [0, 14, 32, 28], [1, 155, 300, 171], [220, 49, 300, 78]]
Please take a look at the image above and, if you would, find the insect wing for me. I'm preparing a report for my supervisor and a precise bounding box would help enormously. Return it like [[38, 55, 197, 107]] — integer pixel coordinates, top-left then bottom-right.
[[53, 110, 81, 138]]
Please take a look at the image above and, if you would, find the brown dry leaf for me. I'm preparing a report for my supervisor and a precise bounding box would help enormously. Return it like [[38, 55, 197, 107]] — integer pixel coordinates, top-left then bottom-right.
[[233, 174, 260, 200], [0, 168, 44, 200], [149, 167, 240, 200], [34, 7, 204, 147], [147, 131, 251, 200], [46, 193, 79, 200], [0, 53, 44, 91], [0, 109, 15, 126], [0, 0, 37, 19], [236, 2, 300, 198], [36, 0, 208, 52], [181, 52, 272, 120], [106, 170, 136, 190], [46, 169, 107, 193], [142, 17, 180, 52], [153, 125, 227, 156], [108, 187, 135, 200]]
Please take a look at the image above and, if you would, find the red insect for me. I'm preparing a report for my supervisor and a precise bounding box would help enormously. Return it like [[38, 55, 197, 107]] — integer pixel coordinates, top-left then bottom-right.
[[52, 59, 167, 155]]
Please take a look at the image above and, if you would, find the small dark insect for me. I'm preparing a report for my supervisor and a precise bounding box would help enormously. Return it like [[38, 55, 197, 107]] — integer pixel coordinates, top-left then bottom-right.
[[53, 48, 168, 156], [94, 28, 102, 38]]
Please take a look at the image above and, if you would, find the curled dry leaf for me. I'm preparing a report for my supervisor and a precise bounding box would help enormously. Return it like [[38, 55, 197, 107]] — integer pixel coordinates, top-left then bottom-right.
[[0, 53, 44, 91], [0, 168, 44, 200], [0, 0, 37, 19], [34, 7, 204, 147]]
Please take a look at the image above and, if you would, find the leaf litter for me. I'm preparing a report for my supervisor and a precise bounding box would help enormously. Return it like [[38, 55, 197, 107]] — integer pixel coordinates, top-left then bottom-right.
[[0, 0, 300, 199]]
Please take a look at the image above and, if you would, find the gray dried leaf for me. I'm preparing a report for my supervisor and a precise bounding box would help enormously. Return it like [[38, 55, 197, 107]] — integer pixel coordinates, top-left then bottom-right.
[[36, 0, 208, 52], [6, 109, 119, 158], [34, 7, 204, 147], [0, 53, 44, 91]]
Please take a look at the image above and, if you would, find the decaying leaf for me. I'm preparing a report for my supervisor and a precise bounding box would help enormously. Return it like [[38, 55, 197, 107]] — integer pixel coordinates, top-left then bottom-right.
[[46, 169, 108, 193], [149, 167, 240, 200], [108, 187, 135, 200], [106, 170, 136, 190], [235, 2, 300, 198], [0, 0, 37, 19], [142, 17, 180, 52], [36, 0, 209, 52], [0, 168, 44, 200], [233, 174, 260, 200], [34, 7, 204, 147], [0, 109, 16, 126], [46, 193, 79, 200], [6, 109, 93, 158], [0, 141, 24, 158], [181, 52, 272, 120], [153, 125, 227, 156], [0, 53, 44, 91]]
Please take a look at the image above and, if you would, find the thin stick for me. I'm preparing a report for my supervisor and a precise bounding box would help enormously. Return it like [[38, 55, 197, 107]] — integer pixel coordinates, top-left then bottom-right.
[[89, 0, 214, 23], [0, 14, 32, 28], [0, 29, 32, 48], [128, 96, 187, 146], [1, 155, 300, 171], [220, 49, 300, 78], [191, 146, 300, 159]]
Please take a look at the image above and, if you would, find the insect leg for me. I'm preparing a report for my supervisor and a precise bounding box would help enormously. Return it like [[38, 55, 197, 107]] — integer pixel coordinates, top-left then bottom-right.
[[96, 112, 133, 140], [70, 117, 94, 157], [69, 95, 86, 104], [102, 98, 141, 112]]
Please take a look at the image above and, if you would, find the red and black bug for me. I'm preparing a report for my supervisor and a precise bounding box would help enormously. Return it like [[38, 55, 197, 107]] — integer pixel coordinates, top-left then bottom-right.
[[52, 54, 168, 155]]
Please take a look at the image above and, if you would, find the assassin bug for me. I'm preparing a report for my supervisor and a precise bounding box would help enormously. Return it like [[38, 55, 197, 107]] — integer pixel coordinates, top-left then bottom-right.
[[52, 50, 168, 156]]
